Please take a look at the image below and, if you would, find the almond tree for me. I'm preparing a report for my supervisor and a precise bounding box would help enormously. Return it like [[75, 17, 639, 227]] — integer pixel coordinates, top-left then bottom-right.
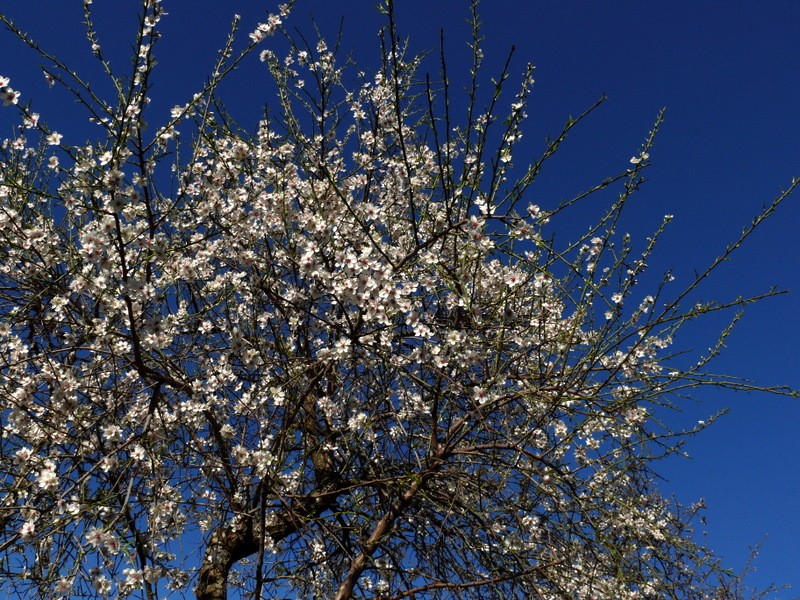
[[0, 1, 794, 599]]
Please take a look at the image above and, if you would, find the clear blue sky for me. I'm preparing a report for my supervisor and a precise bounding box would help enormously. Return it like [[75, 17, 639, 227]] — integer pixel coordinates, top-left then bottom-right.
[[2, 1, 799, 596]]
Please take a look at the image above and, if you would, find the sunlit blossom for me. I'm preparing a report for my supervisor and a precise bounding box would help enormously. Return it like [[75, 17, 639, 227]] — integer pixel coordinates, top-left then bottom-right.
[[2, 87, 20, 106], [20, 520, 35, 541]]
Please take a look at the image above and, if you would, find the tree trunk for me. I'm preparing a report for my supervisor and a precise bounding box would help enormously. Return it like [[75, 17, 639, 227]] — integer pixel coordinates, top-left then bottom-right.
[[194, 489, 343, 600], [195, 521, 257, 600], [196, 366, 343, 599]]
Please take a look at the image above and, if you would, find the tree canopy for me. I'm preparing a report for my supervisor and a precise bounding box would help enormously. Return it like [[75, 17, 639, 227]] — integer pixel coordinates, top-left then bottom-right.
[[0, 1, 795, 598]]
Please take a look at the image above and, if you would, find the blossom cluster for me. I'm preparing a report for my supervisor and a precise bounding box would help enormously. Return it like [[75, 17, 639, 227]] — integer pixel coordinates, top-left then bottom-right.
[[0, 2, 767, 599]]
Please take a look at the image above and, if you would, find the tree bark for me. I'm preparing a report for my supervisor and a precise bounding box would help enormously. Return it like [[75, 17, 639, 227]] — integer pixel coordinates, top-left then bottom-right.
[[195, 485, 345, 600], [195, 520, 258, 600], [334, 476, 426, 600]]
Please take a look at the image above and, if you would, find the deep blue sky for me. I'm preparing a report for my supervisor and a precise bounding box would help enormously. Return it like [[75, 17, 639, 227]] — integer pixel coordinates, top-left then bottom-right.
[[2, 1, 799, 596]]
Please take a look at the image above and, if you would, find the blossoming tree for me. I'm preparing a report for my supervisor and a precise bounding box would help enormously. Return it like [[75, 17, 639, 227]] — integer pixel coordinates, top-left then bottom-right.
[[0, 1, 795, 598]]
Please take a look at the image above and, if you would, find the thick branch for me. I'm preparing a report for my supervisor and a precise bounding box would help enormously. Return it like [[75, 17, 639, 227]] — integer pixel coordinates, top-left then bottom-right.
[[333, 474, 426, 600], [194, 486, 342, 600]]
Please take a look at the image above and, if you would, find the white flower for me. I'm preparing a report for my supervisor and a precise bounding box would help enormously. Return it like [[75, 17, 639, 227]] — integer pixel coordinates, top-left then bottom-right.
[[20, 519, 35, 540], [2, 87, 20, 106], [23, 113, 40, 129], [102, 424, 123, 443], [92, 575, 111, 594], [104, 534, 121, 554], [270, 386, 285, 406], [348, 412, 368, 431], [55, 578, 73, 595], [13, 446, 33, 466], [85, 526, 105, 548], [104, 169, 124, 187], [46, 131, 63, 145], [249, 15, 281, 43], [629, 152, 649, 165], [37, 460, 59, 491], [123, 568, 144, 587], [473, 386, 491, 405]]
